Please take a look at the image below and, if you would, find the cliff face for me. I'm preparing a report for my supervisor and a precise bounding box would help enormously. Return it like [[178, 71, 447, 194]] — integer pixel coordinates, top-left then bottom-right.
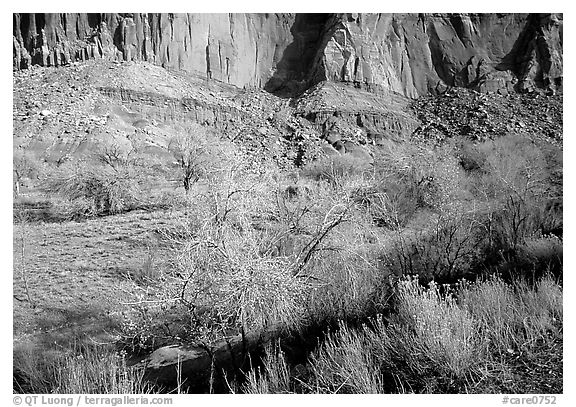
[[13, 13, 296, 88], [312, 13, 563, 97], [13, 13, 563, 97]]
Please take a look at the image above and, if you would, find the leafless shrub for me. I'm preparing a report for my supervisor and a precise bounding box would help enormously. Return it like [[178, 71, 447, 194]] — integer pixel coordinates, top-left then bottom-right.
[[43, 160, 143, 216], [14, 150, 44, 197], [97, 143, 138, 171], [382, 211, 485, 281], [302, 154, 372, 189]]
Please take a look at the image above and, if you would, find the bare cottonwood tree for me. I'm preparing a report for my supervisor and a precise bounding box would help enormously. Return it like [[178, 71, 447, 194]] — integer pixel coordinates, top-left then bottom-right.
[[168, 126, 209, 193], [98, 144, 134, 171], [13, 151, 40, 198]]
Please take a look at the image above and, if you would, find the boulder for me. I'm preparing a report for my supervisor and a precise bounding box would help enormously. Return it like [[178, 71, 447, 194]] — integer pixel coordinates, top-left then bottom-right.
[[140, 323, 286, 388]]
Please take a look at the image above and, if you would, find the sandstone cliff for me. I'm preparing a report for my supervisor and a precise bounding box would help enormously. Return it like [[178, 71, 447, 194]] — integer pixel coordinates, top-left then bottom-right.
[[312, 13, 563, 97], [13, 13, 562, 97], [13, 13, 296, 89]]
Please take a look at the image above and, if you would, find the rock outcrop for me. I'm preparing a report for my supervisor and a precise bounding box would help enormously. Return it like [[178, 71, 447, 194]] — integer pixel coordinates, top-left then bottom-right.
[[13, 13, 562, 97]]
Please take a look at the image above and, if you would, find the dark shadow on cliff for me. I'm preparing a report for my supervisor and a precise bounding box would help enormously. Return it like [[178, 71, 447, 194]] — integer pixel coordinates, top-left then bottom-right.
[[495, 13, 560, 90], [264, 14, 333, 98], [426, 14, 540, 91], [496, 15, 538, 77]]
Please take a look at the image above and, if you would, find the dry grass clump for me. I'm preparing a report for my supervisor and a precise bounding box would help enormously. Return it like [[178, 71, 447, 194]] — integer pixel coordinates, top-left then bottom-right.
[[244, 273, 562, 394], [51, 347, 151, 394], [305, 249, 384, 323], [14, 344, 151, 394], [388, 278, 479, 380], [308, 324, 386, 393], [457, 274, 562, 354], [242, 343, 292, 394]]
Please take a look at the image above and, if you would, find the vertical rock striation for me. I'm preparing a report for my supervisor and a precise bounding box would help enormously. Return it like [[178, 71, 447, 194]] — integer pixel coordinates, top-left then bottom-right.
[[13, 13, 296, 89], [13, 13, 562, 97], [299, 13, 563, 97]]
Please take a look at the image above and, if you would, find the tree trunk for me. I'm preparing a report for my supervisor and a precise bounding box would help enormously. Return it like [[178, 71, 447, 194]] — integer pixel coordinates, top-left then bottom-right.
[[14, 179, 20, 199], [183, 176, 190, 193]]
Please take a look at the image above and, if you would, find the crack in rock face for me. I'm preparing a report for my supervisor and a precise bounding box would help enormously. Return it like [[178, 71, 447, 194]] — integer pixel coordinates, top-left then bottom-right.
[[13, 13, 562, 97]]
